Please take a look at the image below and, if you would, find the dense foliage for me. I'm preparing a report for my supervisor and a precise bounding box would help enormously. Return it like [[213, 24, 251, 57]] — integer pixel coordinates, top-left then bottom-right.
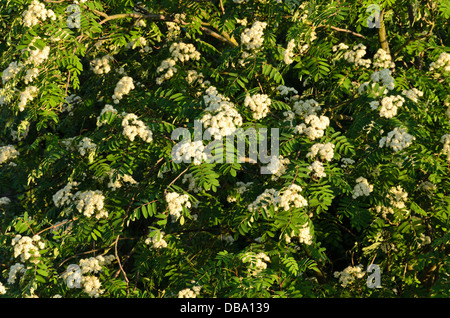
[[0, 0, 449, 298]]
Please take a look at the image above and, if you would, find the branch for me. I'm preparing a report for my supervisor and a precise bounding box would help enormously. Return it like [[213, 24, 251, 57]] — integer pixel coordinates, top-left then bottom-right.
[[98, 13, 238, 47], [378, 9, 390, 55], [314, 24, 367, 40]]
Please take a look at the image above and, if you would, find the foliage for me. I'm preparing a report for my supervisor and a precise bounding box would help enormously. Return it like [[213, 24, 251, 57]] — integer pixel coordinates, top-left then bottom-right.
[[0, 0, 448, 298]]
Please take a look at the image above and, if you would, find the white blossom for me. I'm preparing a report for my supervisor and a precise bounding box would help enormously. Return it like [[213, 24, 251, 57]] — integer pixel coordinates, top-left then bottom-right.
[[334, 265, 366, 287], [244, 93, 271, 120], [240, 21, 267, 50], [0, 145, 19, 165], [90, 55, 114, 75], [372, 48, 395, 69], [22, 0, 56, 28], [306, 142, 335, 162], [429, 52, 450, 75], [294, 114, 330, 140], [200, 86, 243, 139], [283, 39, 296, 65], [379, 127, 415, 152], [352, 177, 374, 199], [7, 263, 26, 284], [307, 160, 326, 178], [165, 192, 191, 222], [112, 76, 135, 104], [121, 113, 153, 143], [11, 235, 45, 264], [145, 231, 168, 249], [293, 98, 321, 117], [379, 95, 405, 118]]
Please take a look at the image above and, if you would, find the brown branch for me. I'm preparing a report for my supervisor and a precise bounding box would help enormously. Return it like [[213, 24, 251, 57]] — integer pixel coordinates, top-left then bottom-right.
[[115, 234, 129, 285], [314, 24, 367, 40], [98, 13, 238, 47], [378, 9, 390, 55], [164, 165, 190, 195]]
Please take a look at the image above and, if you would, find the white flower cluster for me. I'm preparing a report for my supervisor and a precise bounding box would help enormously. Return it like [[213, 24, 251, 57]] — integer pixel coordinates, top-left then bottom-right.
[[307, 160, 326, 179], [172, 140, 207, 165], [248, 188, 278, 213], [77, 137, 97, 156], [379, 127, 415, 152], [200, 86, 243, 139], [0, 282, 6, 295], [370, 68, 395, 91], [334, 265, 366, 287], [248, 184, 307, 213], [283, 39, 296, 65], [7, 263, 26, 284], [62, 255, 115, 297], [264, 155, 290, 180], [106, 170, 138, 191], [178, 286, 202, 298], [417, 180, 437, 192], [306, 142, 335, 162], [352, 177, 374, 199], [156, 42, 201, 85], [145, 231, 168, 249], [18, 86, 38, 111], [53, 181, 78, 207], [294, 114, 330, 140], [185, 70, 204, 85], [2, 61, 23, 84], [74, 190, 108, 219], [90, 54, 114, 75], [121, 113, 153, 143], [372, 48, 395, 69], [293, 98, 321, 117], [22, 0, 56, 28], [286, 222, 313, 245], [244, 93, 271, 120], [0, 145, 19, 164], [401, 88, 423, 103], [165, 192, 191, 222], [441, 134, 450, 162], [0, 197, 11, 205], [241, 252, 270, 276], [241, 21, 267, 50], [429, 52, 450, 75], [11, 235, 45, 264], [388, 185, 408, 210], [277, 85, 298, 98], [298, 223, 313, 245], [378, 95, 405, 118], [112, 76, 135, 104], [333, 43, 371, 68], [24, 45, 50, 66], [24, 67, 39, 84], [277, 184, 309, 211], [340, 157, 355, 168], [53, 182, 108, 219]]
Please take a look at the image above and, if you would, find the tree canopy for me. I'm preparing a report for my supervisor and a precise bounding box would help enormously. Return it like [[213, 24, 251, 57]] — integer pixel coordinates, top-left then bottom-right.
[[0, 0, 449, 298]]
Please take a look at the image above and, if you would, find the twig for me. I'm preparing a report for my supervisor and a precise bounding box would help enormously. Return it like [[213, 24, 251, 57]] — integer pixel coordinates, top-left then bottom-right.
[[98, 13, 238, 47], [115, 234, 129, 285], [164, 166, 190, 194]]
